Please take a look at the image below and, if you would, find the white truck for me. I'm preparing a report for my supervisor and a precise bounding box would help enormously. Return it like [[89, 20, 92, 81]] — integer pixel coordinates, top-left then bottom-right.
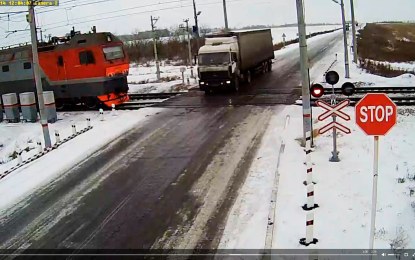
[[197, 29, 274, 93]]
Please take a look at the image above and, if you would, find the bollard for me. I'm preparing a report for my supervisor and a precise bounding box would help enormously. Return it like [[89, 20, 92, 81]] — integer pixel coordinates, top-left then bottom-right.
[[37, 141, 43, 153], [55, 130, 61, 144], [99, 108, 104, 121], [72, 125, 77, 136], [19, 92, 37, 123], [0, 96, 3, 122], [2, 93, 20, 123], [180, 67, 186, 85], [111, 104, 118, 116], [15, 144, 22, 165], [187, 77, 190, 85], [43, 91, 58, 123], [299, 212, 318, 246], [86, 118, 91, 128]]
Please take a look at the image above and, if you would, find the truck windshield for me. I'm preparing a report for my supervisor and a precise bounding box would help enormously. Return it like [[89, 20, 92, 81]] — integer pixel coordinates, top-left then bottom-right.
[[198, 53, 230, 65]]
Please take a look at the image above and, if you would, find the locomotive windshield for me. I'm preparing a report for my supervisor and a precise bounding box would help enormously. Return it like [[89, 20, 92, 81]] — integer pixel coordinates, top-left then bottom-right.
[[103, 46, 124, 60]]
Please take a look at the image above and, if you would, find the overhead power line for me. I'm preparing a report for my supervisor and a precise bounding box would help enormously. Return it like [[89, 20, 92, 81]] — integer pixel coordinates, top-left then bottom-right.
[[42, 0, 249, 31]]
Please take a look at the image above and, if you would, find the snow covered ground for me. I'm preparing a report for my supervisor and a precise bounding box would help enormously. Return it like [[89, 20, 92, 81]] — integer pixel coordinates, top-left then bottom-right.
[[362, 59, 415, 73], [271, 25, 342, 44], [219, 31, 415, 250], [128, 63, 198, 94], [0, 108, 163, 212]]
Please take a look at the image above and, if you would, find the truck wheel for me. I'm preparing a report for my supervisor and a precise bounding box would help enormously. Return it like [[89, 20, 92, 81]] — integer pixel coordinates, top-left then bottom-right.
[[261, 62, 267, 74], [204, 89, 213, 95], [246, 71, 252, 84], [267, 61, 272, 72], [233, 77, 240, 92]]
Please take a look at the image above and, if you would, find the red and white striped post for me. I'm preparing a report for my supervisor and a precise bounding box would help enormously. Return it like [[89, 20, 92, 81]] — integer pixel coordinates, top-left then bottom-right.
[[306, 184, 315, 209], [303, 131, 318, 210], [300, 131, 319, 246], [305, 131, 314, 186], [300, 212, 318, 246]]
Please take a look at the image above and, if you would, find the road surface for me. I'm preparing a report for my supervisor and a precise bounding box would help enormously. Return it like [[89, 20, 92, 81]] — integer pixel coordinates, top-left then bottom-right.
[[0, 32, 343, 255]]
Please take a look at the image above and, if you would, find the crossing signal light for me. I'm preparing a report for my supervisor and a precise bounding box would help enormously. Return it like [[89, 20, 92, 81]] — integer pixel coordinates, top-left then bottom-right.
[[325, 71, 340, 85], [341, 82, 356, 96], [310, 84, 325, 98]]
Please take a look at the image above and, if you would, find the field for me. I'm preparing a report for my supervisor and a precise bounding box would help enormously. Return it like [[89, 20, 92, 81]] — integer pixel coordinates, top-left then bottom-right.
[[358, 23, 415, 77], [358, 23, 415, 62]]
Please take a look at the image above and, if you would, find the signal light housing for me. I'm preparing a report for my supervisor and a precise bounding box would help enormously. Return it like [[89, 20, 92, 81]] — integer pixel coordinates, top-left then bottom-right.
[[341, 82, 356, 96], [310, 84, 325, 98], [325, 71, 340, 85]]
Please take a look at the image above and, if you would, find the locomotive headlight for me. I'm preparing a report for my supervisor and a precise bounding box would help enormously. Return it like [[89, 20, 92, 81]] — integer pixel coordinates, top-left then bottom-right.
[[226, 81, 231, 84]]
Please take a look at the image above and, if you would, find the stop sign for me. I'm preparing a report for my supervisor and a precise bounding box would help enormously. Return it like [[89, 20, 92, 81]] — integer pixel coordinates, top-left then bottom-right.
[[355, 93, 397, 136]]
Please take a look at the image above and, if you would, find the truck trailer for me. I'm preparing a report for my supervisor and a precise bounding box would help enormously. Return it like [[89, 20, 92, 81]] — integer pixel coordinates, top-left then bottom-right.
[[197, 29, 275, 93]]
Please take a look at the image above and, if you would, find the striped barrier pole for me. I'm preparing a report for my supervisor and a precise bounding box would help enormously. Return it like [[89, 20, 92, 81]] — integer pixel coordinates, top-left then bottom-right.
[[87, 118, 91, 128]]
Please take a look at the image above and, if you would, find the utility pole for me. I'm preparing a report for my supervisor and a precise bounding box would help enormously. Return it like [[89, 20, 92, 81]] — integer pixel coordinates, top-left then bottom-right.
[[350, 0, 358, 63], [295, 0, 312, 144], [340, 0, 350, 78], [28, 1, 51, 148], [222, 0, 229, 31], [150, 15, 161, 81], [183, 19, 193, 67], [192, 0, 199, 38]]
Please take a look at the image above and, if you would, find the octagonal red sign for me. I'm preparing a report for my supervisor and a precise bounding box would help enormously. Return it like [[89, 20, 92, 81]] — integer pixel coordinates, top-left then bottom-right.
[[355, 93, 397, 136]]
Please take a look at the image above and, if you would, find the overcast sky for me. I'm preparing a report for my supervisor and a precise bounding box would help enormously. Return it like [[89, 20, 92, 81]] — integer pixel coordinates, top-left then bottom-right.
[[0, 0, 414, 47]]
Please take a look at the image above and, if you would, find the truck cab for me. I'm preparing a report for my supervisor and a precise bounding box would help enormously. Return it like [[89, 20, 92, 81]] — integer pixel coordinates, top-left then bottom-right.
[[198, 37, 240, 92], [197, 29, 274, 94]]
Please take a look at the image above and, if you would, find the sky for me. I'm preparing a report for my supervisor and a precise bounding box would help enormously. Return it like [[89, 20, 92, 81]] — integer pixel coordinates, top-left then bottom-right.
[[0, 0, 414, 47]]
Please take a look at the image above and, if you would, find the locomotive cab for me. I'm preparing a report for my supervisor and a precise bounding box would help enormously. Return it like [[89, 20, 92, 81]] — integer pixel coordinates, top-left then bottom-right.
[[0, 29, 131, 109]]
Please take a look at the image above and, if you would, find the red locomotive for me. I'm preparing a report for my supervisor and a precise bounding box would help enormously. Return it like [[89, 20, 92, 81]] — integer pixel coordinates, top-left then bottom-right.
[[0, 27, 130, 109]]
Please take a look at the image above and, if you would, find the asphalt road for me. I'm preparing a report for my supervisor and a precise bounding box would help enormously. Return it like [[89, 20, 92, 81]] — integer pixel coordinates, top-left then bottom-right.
[[0, 32, 343, 256]]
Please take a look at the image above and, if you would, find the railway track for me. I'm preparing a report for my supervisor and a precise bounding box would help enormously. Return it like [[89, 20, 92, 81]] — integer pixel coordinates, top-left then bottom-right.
[[311, 96, 415, 106], [308, 87, 415, 106], [117, 92, 184, 110], [323, 86, 415, 94]]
